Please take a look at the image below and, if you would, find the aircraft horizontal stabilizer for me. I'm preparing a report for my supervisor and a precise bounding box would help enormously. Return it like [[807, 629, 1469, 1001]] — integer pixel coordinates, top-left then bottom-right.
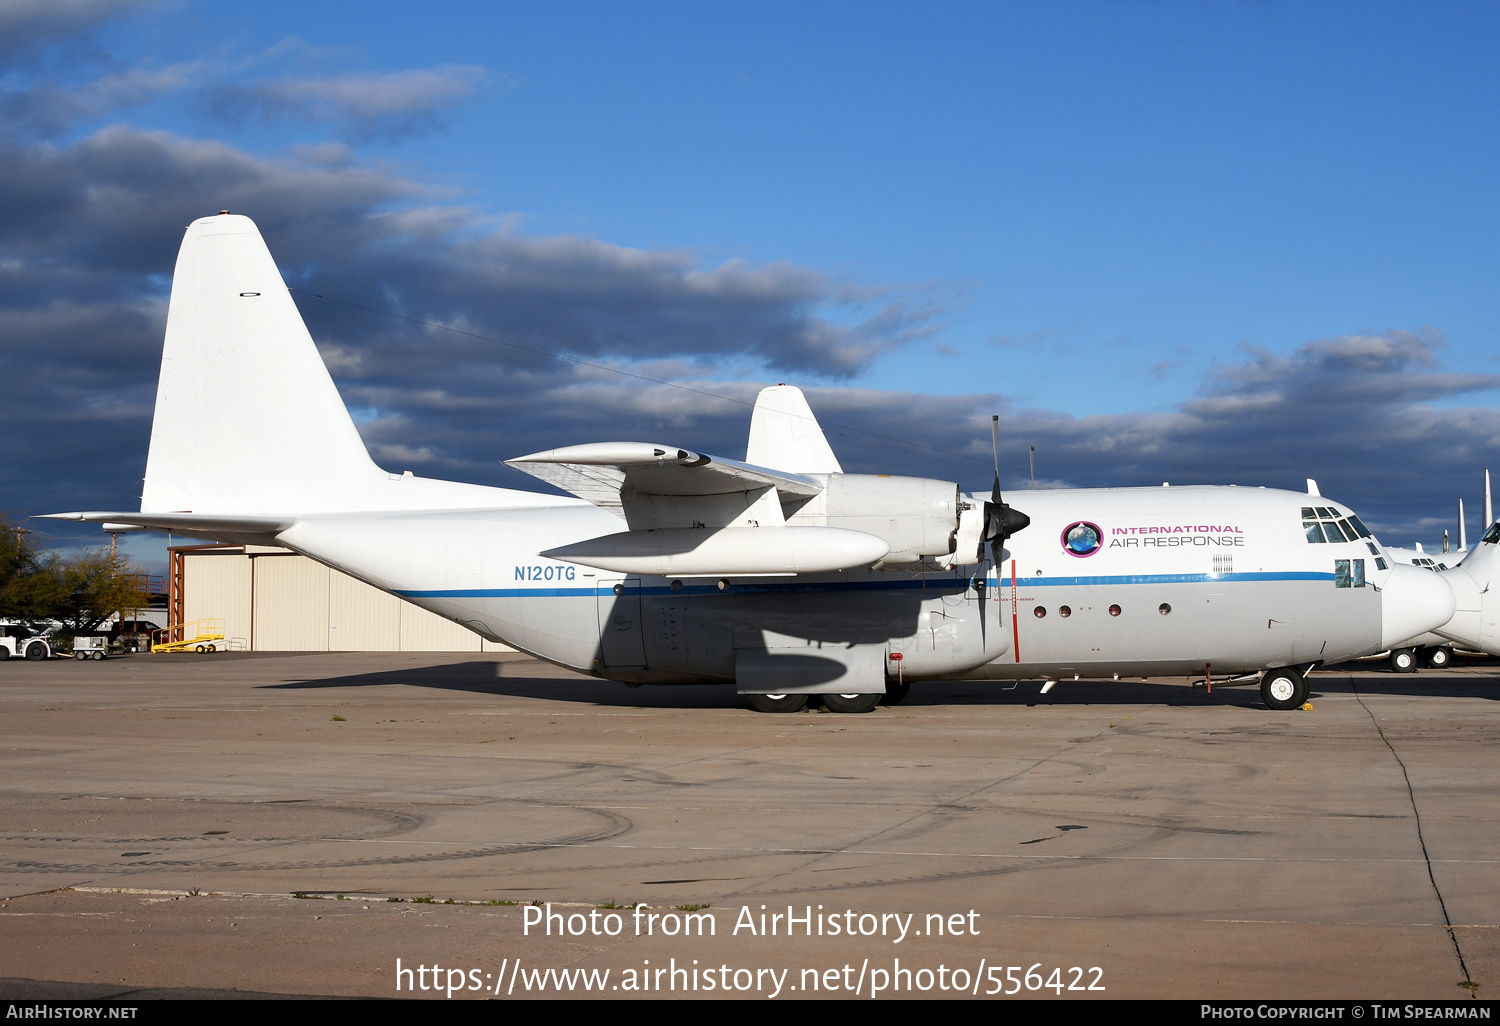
[[542, 525, 889, 576], [39, 511, 295, 538], [506, 442, 824, 519]]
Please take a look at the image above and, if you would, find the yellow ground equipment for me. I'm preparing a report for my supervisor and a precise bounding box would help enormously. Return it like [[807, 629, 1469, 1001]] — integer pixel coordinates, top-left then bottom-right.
[[151, 618, 226, 653]]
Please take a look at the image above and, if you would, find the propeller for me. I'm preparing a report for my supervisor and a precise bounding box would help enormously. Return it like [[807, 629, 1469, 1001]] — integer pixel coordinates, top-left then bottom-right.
[[983, 415, 1030, 562]]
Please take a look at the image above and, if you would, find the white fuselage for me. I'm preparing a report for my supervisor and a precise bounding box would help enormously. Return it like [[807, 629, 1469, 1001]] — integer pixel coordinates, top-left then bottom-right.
[[269, 483, 1446, 684]]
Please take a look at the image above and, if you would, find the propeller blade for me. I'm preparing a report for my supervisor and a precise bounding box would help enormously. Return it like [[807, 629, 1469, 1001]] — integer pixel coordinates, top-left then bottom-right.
[[982, 414, 1030, 553]]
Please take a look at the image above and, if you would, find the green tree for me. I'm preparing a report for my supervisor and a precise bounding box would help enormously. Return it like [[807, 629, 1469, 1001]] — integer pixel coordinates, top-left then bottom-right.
[[1, 516, 146, 634], [0, 516, 66, 623], [52, 548, 149, 635]]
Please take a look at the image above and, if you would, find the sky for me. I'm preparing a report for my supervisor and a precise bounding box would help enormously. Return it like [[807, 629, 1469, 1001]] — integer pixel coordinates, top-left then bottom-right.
[[4, 0, 1500, 573]]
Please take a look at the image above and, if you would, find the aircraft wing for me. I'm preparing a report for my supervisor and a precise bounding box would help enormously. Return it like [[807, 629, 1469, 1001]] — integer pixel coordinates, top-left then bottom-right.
[[505, 443, 824, 516]]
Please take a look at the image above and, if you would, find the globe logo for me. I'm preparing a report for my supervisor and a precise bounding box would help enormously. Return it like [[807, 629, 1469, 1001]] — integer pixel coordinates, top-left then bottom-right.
[[1061, 521, 1102, 558]]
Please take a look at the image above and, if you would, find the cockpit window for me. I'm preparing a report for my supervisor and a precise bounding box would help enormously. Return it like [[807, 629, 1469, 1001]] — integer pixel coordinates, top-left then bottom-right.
[[1484, 522, 1500, 545], [1300, 506, 1374, 544]]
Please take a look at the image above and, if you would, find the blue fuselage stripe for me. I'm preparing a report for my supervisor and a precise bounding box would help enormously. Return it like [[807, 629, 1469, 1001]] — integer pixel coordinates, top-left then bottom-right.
[[395, 570, 1334, 600]]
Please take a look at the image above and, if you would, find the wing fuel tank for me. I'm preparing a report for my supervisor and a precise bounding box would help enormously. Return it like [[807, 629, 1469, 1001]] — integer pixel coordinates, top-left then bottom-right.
[[542, 525, 890, 575]]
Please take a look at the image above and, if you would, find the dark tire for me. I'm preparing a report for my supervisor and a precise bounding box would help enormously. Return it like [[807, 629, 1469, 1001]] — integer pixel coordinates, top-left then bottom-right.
[[748, 693, 808, 714], [1261, 667, 1308, 711], [91, 651, 105, 661], [1423, 646, 1452, 669], [74, 652, 86, 661], [24, 642, 47, 661], [1389, 648, 1417, 673], [882, 680, 912, 706], [822, 693, 882, 714]]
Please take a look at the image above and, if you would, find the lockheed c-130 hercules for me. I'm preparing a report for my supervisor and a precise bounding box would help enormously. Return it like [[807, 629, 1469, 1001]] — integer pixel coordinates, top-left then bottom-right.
[[47, 213, 1457, 713]]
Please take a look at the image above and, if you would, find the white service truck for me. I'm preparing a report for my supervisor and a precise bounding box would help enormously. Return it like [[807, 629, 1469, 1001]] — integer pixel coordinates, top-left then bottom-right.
[[0, 625, 53, 661]]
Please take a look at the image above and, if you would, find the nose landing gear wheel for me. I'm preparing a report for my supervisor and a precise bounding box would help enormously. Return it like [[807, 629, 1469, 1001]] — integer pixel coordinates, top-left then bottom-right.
[[822, 693, 882, 714], [748, 693, 808, 714], [1389, 648, 1417, 673], [1261, 668, 1309, 711]]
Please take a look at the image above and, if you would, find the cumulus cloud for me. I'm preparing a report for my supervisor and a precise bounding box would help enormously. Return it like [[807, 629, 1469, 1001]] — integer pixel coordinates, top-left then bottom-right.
[[0, 124, 937, 533], [0, 0, 153, 63], [207, 65, 491, 141], [0, 62, 202, 137]]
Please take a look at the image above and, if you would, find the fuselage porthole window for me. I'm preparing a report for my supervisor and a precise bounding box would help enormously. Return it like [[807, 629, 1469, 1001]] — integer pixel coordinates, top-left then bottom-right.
[[1159, 602, 1171, 615], [1365, 542, 1379, 556], [1034, 606, 1047, 618], [1334, 559, 1351, 588], [1059, 605, 1071, 618], [1352, 558, 1366, 587]]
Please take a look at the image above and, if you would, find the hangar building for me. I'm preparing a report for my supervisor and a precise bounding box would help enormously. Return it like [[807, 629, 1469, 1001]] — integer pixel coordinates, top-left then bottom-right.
[[168, 544, 513, 653]]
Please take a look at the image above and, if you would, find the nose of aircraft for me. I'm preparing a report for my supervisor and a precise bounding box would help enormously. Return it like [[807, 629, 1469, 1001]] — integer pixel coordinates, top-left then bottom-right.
[[1381, 562, 1457, 650]]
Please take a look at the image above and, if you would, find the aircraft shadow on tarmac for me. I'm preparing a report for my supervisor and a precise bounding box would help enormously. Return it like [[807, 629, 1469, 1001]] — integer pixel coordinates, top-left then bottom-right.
[[263, 659, 1494, 709]]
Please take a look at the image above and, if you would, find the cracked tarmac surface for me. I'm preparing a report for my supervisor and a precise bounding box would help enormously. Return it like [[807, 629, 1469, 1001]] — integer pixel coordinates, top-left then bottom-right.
[[0, 651, 1495, 999]]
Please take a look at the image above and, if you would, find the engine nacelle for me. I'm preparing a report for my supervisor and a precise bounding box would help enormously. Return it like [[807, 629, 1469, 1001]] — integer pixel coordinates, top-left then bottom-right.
[[821, 474, 960, 564]]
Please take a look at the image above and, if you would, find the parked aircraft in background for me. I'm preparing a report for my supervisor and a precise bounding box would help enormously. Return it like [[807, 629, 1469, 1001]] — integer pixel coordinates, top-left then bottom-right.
[[1379, 471, 1492, 670], [44, 213, 1458, 713]]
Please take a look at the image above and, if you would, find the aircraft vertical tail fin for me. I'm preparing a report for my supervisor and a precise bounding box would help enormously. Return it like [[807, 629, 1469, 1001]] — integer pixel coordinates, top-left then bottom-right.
[[141, 213, 384, 515], [746, 385, 843, 475]]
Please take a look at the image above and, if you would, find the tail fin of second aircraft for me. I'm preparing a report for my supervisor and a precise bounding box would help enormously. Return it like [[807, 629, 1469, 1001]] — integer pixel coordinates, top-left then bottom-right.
[[140, 213, 385, 514], [746, 385, 843, 475]]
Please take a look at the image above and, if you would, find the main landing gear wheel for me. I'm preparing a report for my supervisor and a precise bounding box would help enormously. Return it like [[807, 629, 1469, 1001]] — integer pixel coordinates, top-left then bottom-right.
[[1423, 646, 1452, 669], [822, 693, 882, 714], [1261, 667, 1309, 711], [1389, 648, 1418, 673], [748, 693, 808, 714], [882, 680, 912, 706]]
